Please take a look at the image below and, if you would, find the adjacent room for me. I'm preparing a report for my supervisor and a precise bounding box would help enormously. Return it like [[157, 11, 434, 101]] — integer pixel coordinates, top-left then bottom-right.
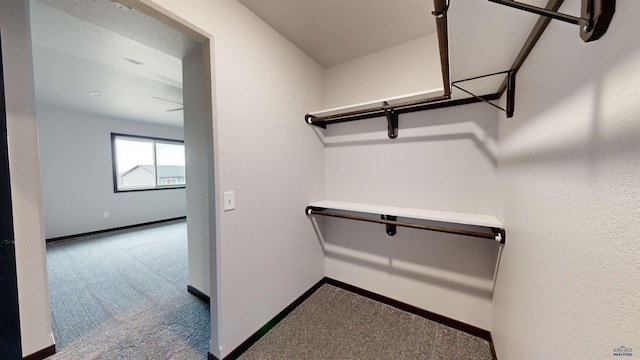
[[27, 0, 212, 356], [1, 0, 637, 359]]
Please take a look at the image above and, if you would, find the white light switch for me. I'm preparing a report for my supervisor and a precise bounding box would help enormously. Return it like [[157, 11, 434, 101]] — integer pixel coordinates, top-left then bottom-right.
[[223, 191, 235, 211]]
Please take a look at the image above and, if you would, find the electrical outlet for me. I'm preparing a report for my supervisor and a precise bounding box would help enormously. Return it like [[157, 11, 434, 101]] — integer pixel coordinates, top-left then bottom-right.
[[103, 211, 109, 218], [223, 191, 235, 211]]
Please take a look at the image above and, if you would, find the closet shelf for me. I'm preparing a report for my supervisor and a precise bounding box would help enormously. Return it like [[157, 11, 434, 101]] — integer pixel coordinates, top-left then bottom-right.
[[304, 0, 452, 139], [306, 200, 505, 243]]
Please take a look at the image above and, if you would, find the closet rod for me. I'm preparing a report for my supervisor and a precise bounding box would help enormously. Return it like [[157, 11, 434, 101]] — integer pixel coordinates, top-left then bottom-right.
[[306, 207, 504, 243], [306, 93, 500, 127], [488, 0, 615, 42]]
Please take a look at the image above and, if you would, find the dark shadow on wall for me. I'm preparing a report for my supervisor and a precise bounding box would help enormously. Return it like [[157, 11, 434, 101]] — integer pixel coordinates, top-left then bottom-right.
[[310, 215, 503, 301], [324, 131, 497, 167], [317, 103, 500, 167]]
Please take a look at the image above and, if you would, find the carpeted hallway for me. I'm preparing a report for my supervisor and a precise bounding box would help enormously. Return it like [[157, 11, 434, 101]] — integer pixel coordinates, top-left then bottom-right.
[[46, 219, 493, 359]]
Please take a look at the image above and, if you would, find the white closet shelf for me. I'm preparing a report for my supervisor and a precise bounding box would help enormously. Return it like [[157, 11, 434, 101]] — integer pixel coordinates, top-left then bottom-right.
[[304, 89, 451, 139], [308, 88, 444, 119], [306, 200, 505, 243]]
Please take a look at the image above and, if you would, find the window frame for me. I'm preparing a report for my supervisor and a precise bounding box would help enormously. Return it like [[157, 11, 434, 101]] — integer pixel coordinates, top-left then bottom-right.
[[111, 133, 186, 193]]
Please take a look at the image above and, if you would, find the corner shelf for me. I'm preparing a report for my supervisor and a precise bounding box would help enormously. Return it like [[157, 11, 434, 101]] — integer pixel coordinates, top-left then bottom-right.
[[306, 200, 505, 243]]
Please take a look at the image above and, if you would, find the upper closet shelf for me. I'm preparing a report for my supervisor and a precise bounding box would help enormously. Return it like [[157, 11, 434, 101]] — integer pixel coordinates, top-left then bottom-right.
[[306, 200, 505, 243], [305, 88, 447, 139], [308, 88, 444, 119]]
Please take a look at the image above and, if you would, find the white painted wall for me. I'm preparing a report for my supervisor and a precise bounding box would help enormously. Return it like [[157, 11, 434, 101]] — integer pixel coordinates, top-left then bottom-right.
[[323, 34, 442, 109], [492, 2, 640, 358], [182, 44, 215, 300], [37, 103, 186, 239], [319, 25, 500, 330], [150, 1, 326, 358], [322, 103, 500, 330], [0, 0, 54, 357]]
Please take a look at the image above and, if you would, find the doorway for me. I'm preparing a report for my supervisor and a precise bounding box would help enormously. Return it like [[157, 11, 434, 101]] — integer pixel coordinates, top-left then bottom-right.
[[28, 0, 216, 356]]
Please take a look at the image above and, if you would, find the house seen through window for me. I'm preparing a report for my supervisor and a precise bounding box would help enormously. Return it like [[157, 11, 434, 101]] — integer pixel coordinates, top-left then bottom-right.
[[111, 133, 186, 192]]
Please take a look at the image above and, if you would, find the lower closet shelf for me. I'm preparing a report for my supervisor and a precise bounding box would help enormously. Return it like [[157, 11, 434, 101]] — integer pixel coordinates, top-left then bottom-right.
[[305, 200, 505, 243]]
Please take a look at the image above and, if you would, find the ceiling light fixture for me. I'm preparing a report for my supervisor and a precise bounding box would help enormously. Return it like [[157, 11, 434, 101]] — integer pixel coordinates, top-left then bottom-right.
[[113, 1, 131, 12], [124, 57, 144, 65], [88, 91, 105, 99]]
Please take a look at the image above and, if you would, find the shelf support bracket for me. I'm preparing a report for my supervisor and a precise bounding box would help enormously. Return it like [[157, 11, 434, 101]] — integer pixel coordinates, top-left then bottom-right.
[[381, 215, 397, 236], [488, 0, 615, 42], [383, 102, 398, 139], [452, 70, 516, 118], [506, 70, 516, 118]]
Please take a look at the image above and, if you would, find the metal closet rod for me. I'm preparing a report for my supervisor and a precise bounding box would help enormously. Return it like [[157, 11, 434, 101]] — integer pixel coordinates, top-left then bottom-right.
[[488, 0, 615, 43], [306, 93, 500, 126], [306, 207, 505, 243]]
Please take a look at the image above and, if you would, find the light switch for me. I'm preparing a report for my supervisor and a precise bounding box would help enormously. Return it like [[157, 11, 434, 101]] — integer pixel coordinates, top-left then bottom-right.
[[223, 191, 235, 211]]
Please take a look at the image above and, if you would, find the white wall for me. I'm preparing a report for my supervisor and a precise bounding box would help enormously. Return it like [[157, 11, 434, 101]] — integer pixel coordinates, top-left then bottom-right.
[[319, 26, 500, 330], [492, 1, 640, 358], [150, 1, 326, 358], [37, 103, 186, 239], [182, 44, 215, 299], [0, 0, 54, 357], [323, 34, 442, 109], [322, 103, 500, 330]]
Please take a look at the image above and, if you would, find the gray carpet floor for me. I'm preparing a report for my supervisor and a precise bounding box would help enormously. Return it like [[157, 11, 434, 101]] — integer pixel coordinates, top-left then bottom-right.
[[45, 219, 210, 359], [239, 284, 494, 360], [46, 220, 492, 359]]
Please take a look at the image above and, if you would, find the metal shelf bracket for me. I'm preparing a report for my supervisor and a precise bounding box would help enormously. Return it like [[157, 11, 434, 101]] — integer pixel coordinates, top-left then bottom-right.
[[489, 0, 615, 42], [452, 70, 516, 118], [383, 102, 399, 139], [381, 214, 397, 236]]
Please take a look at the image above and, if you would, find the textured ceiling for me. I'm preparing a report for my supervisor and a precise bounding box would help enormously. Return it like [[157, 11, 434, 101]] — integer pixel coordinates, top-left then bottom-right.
[[29, 0, 583, 126], [36, 0, 201, 59], [239, 0, 436, 68], [30, 0, 195, 127]]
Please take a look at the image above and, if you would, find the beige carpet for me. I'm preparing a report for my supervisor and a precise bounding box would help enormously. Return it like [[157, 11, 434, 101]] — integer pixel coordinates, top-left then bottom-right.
[[46, 220, 492, 360], [46, 220, 210, 359], [238, 284, 493, 360]]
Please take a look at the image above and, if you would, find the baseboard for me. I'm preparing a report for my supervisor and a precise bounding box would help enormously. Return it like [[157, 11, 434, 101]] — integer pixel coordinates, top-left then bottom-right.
[[489, 333, 498, 360], [208, 352, 219, 360], [187, 285, 210, 305], [46, 216, 187, 243], [220, 278, 326, 360], [324, 277, 493, 341], [22, 344, 55, 360]]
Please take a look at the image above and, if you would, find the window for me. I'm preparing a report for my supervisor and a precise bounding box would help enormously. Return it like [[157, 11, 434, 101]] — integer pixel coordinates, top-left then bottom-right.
[[111, 133, 186, 192]]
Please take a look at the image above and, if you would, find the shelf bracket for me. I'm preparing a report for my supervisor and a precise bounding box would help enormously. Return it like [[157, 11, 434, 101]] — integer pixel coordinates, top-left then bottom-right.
[[452, 70, 516, 118], [383, 102, 398, 139], [489, 0, 615, 42], [381, 215, 397, 236], [506, 70, 516, 118]]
